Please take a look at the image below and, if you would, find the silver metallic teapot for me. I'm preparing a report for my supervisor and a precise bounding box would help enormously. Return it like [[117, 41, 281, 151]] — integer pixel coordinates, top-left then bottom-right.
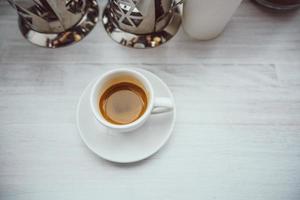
[[103, 0, 183, 48], [7, 0, 99, 48]]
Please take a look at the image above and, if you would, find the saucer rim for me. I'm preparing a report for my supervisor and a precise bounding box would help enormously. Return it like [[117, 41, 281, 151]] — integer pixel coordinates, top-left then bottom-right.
[[76, 68, 176, 163]]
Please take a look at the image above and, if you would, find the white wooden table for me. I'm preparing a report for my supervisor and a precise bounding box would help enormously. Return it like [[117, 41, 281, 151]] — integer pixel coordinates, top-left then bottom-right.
[[1, 1, 300, 199]]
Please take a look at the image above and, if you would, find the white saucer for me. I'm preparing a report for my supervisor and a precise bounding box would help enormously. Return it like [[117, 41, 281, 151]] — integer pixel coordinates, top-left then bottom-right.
[[76, 69, 176, 163]]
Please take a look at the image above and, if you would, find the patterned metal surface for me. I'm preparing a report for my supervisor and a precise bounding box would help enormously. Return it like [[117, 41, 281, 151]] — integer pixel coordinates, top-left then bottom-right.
[[109, 0, 173, 35], [112, 0, 144, 27]]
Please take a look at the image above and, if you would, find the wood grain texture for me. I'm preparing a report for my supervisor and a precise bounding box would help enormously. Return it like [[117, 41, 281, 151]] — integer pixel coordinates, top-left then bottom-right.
[[0, 0, 300, 200]]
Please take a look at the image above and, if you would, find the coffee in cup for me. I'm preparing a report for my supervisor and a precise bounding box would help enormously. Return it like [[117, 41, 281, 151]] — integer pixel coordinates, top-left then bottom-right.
[[99, 81, 148, 125], [90, 68, 174, 132]]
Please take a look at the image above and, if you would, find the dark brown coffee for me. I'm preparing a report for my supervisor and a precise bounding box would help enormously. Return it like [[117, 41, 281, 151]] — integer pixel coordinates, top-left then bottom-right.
[[99, 82, 148, 125]]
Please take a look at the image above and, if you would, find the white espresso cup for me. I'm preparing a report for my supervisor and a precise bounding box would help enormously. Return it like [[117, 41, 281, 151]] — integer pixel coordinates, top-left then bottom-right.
[[90, 69, 174, 132]]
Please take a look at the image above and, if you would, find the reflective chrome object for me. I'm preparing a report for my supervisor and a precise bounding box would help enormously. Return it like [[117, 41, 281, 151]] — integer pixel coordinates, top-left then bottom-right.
[[253, 0, 300, 10], [102, 0, 183, 49], [8, 0, 99, 48]]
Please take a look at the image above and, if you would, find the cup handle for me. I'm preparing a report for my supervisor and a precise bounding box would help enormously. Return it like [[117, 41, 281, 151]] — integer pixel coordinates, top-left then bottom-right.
[[151, 97, 174, 114]]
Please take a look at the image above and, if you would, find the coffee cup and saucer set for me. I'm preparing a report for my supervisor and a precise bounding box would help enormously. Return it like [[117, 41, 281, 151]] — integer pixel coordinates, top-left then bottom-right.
[[76, 68, 176, 163]]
